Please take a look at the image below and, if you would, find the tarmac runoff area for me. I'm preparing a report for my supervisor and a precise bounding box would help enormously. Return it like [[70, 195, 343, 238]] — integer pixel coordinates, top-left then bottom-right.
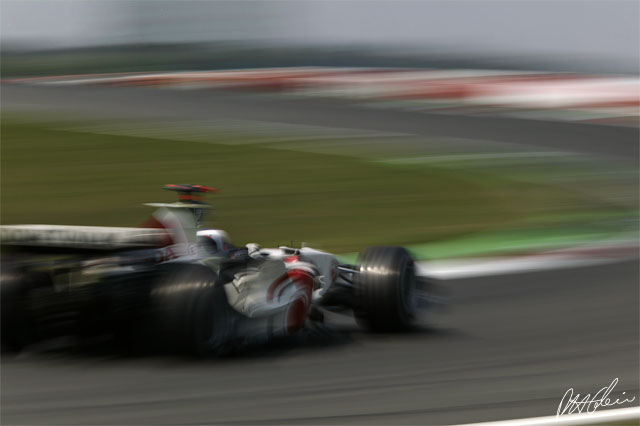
[[2, 83, 638, 161]]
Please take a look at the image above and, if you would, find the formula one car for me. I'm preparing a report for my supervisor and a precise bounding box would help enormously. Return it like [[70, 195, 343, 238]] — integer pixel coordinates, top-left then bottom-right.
[[1, 185, 435, 356]]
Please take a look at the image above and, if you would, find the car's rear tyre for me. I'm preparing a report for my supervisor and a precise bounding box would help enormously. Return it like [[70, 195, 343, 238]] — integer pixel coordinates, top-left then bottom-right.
[[1, 269, 29, 352], [1, 267, 47, 352], [149, 264, 232, 357], [354, 246, 417, 332]]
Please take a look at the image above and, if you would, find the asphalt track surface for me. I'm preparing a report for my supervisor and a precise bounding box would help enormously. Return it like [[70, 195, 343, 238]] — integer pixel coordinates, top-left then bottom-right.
[[1, 261, 638, 425], [2, 83, 638, 161], [1, 84, 639, 424]]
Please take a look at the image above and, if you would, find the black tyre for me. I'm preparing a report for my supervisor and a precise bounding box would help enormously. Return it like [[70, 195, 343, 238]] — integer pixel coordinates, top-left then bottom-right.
[[354, 246, 417, 332], [0, 267, 46, 352], [149, 264, 232, 356], [1, 268, 28, 352]]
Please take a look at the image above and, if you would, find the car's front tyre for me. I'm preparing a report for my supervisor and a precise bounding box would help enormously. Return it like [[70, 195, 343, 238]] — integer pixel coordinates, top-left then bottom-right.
[[354, 246, 417, 332]]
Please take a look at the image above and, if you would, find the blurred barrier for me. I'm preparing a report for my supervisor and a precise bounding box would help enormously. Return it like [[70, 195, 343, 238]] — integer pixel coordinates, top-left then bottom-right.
[[6, 67, 639, 126]]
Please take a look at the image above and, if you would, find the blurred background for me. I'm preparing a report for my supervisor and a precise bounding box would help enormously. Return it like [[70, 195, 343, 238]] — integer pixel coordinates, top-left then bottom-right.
[[2, 0, 639, 73], [1, 0, 638, 252], [1, 1, 638, 425]]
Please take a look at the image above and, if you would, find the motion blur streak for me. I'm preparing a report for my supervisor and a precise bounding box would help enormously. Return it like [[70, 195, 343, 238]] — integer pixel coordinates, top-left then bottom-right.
[[1, 1, 638, 425]]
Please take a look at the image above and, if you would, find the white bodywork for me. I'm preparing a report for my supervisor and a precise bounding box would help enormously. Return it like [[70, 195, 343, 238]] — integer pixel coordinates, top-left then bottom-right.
[[197, 229, 232, 253], [217, 244, 341, 338]]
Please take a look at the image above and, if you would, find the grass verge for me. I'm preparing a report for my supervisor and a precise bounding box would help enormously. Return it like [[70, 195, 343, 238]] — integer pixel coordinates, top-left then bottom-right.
[[1, 116, 629, 254]]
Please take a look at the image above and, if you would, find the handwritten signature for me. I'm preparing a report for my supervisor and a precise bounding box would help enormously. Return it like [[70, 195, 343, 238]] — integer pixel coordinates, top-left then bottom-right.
[[557, 378, 636, 417]]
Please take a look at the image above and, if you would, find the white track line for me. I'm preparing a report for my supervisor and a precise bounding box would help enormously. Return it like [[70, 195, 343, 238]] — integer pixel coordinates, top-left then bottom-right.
[[62, 119, 411, 145], [381, 151, 577, 165], [416, 255, 612, 280], [456, 406, 640, 426], [416, 241, 638, 279]]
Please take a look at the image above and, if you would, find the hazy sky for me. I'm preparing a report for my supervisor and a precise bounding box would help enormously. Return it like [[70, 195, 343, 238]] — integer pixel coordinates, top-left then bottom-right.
[[2, 0, 638, 64]]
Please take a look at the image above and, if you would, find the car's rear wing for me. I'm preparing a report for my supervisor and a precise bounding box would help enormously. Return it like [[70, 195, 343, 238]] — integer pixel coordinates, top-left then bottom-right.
[[1, 184, 216, 254], [0, 225, 171, 252]]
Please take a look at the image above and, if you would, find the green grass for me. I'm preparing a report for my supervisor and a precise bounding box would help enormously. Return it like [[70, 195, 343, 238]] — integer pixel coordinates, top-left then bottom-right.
[[0, 117, 624, 253]]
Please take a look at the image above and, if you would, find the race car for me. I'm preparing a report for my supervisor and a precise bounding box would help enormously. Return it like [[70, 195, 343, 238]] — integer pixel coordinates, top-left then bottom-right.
[[1, 185, 436, 356]]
